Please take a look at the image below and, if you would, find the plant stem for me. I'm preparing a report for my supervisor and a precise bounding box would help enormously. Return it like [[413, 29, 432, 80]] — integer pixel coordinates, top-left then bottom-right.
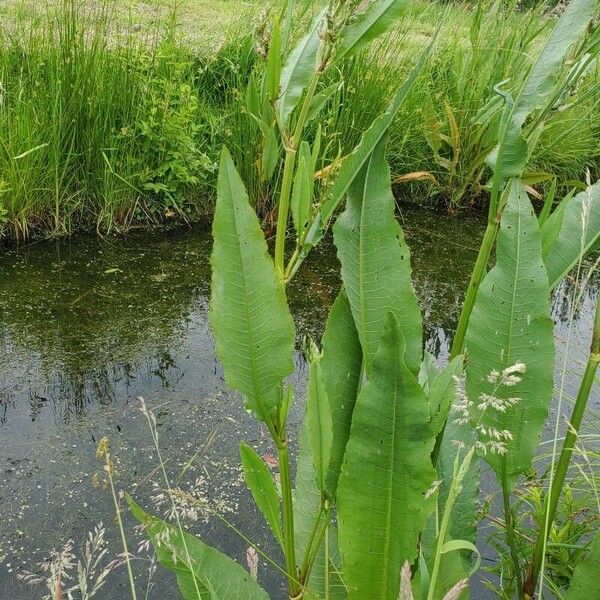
[[274, 149, 297, 278], [302, 505, 333, 587], [525, 298, 600, 596], [105, 453, 139, 600], [449, 216, 500, 360], [274, 72, 321, 279], [299, 501, 326, 582], [502, 462, 525, 600], [277, 438, 300, 598], [427, 449, 474, 600]]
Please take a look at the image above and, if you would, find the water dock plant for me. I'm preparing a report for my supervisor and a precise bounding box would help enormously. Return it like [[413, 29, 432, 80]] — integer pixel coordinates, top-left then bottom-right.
[[121, 1, 600, 599]]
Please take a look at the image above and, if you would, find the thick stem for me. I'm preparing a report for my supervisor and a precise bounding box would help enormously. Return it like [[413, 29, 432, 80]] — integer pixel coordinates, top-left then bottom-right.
[[502, 462, 525, 600], [275, 72, 322, 279], [450, 217, 500, 360], [525, 299, 600, 596], [277, 439, 300, 598]]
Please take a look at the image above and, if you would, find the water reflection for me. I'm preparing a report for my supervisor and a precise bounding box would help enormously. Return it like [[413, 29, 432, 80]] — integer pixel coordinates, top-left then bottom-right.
[[1, 208, 598, 429]]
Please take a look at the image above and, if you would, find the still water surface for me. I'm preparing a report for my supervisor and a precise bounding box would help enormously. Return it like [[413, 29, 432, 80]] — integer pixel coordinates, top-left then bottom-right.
[[0, 205, 597, 599]]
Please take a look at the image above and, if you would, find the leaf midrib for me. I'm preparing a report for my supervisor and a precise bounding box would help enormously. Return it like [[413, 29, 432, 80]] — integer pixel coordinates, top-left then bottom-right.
[[358, 150, 378, 375], [226, 159, 269, 419], [382, 353, 399, 599]]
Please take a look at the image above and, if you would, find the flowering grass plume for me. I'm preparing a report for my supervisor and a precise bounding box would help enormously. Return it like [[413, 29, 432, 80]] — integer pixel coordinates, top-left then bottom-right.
[[452, 362, 526, 456], [18, 524, 124, 600]]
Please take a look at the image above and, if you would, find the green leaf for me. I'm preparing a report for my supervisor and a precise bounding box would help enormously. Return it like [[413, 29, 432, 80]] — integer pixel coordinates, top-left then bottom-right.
[[307, 350, 333, 495], [128, 496, 269, 600], [246, 74, 261, 120], [278, 8, 326, 125], [441, 540, 480, 576], [252, 115, 279, 182], [419, 350, 439, 393], [210, 147, 295, 423], [291, 143, 313, 236], [465, 179, 554, 490], [540, 189, 571, 257], [266, 19, 282, 103], [566, 530, 600, 599], [542, 180, 600, 290], [320, 289, 363, 496], [488, 0, 596, 182], [335, 0, 407, 63], [239, 442, 284, 549], [337, 313, 437, 600], [333, 138, 422, 376]]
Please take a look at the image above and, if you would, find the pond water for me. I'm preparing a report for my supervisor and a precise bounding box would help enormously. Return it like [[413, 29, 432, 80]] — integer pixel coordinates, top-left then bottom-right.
[[0, 205, 597, 599]]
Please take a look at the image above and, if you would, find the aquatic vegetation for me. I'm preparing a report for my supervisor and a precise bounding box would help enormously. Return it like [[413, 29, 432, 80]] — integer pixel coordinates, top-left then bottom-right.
[[122, 1, 600, 599]]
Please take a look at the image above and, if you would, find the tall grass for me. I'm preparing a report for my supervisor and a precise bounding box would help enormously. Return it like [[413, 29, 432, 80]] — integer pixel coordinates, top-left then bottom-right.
[[0, 0, 598, 242], [0, 0, 217, 240]]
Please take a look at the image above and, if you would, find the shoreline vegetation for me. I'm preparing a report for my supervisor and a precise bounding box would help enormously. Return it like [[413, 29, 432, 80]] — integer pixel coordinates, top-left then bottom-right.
[[0, 0, 598, 243], [3, 1, 600, 599]]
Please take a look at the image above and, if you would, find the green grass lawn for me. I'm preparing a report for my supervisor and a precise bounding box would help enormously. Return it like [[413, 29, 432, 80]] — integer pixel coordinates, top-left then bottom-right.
[[0, 0, 263, 50]]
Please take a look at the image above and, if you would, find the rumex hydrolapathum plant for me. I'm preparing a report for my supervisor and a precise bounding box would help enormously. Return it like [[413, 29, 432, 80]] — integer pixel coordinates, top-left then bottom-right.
[[125, 2, 600, 600], [127, 1, 444, 599], [449, 0, 599, 361]]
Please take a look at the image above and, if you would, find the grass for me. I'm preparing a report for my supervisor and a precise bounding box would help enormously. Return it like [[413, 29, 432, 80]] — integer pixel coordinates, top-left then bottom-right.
[[0, 0, 598, 242]]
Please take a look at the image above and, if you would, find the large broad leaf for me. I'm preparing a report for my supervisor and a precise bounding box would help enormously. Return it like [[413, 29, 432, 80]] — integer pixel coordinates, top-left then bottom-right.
[[210, 147, 295, 423], [278, 9, 327, 125], [128, 497, 269, 600], [565, 530, 600, 599], [239, 442, 284, 549], [465, 179, 554, 490], [337, 314, 436, 600], [318, 34, 435, 228], [333, 139, 422, 376], [489, 0, 596, 182], [542, 180, 600, 290], [335, 0, 407, 63], [320, 289, 362, 496]]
